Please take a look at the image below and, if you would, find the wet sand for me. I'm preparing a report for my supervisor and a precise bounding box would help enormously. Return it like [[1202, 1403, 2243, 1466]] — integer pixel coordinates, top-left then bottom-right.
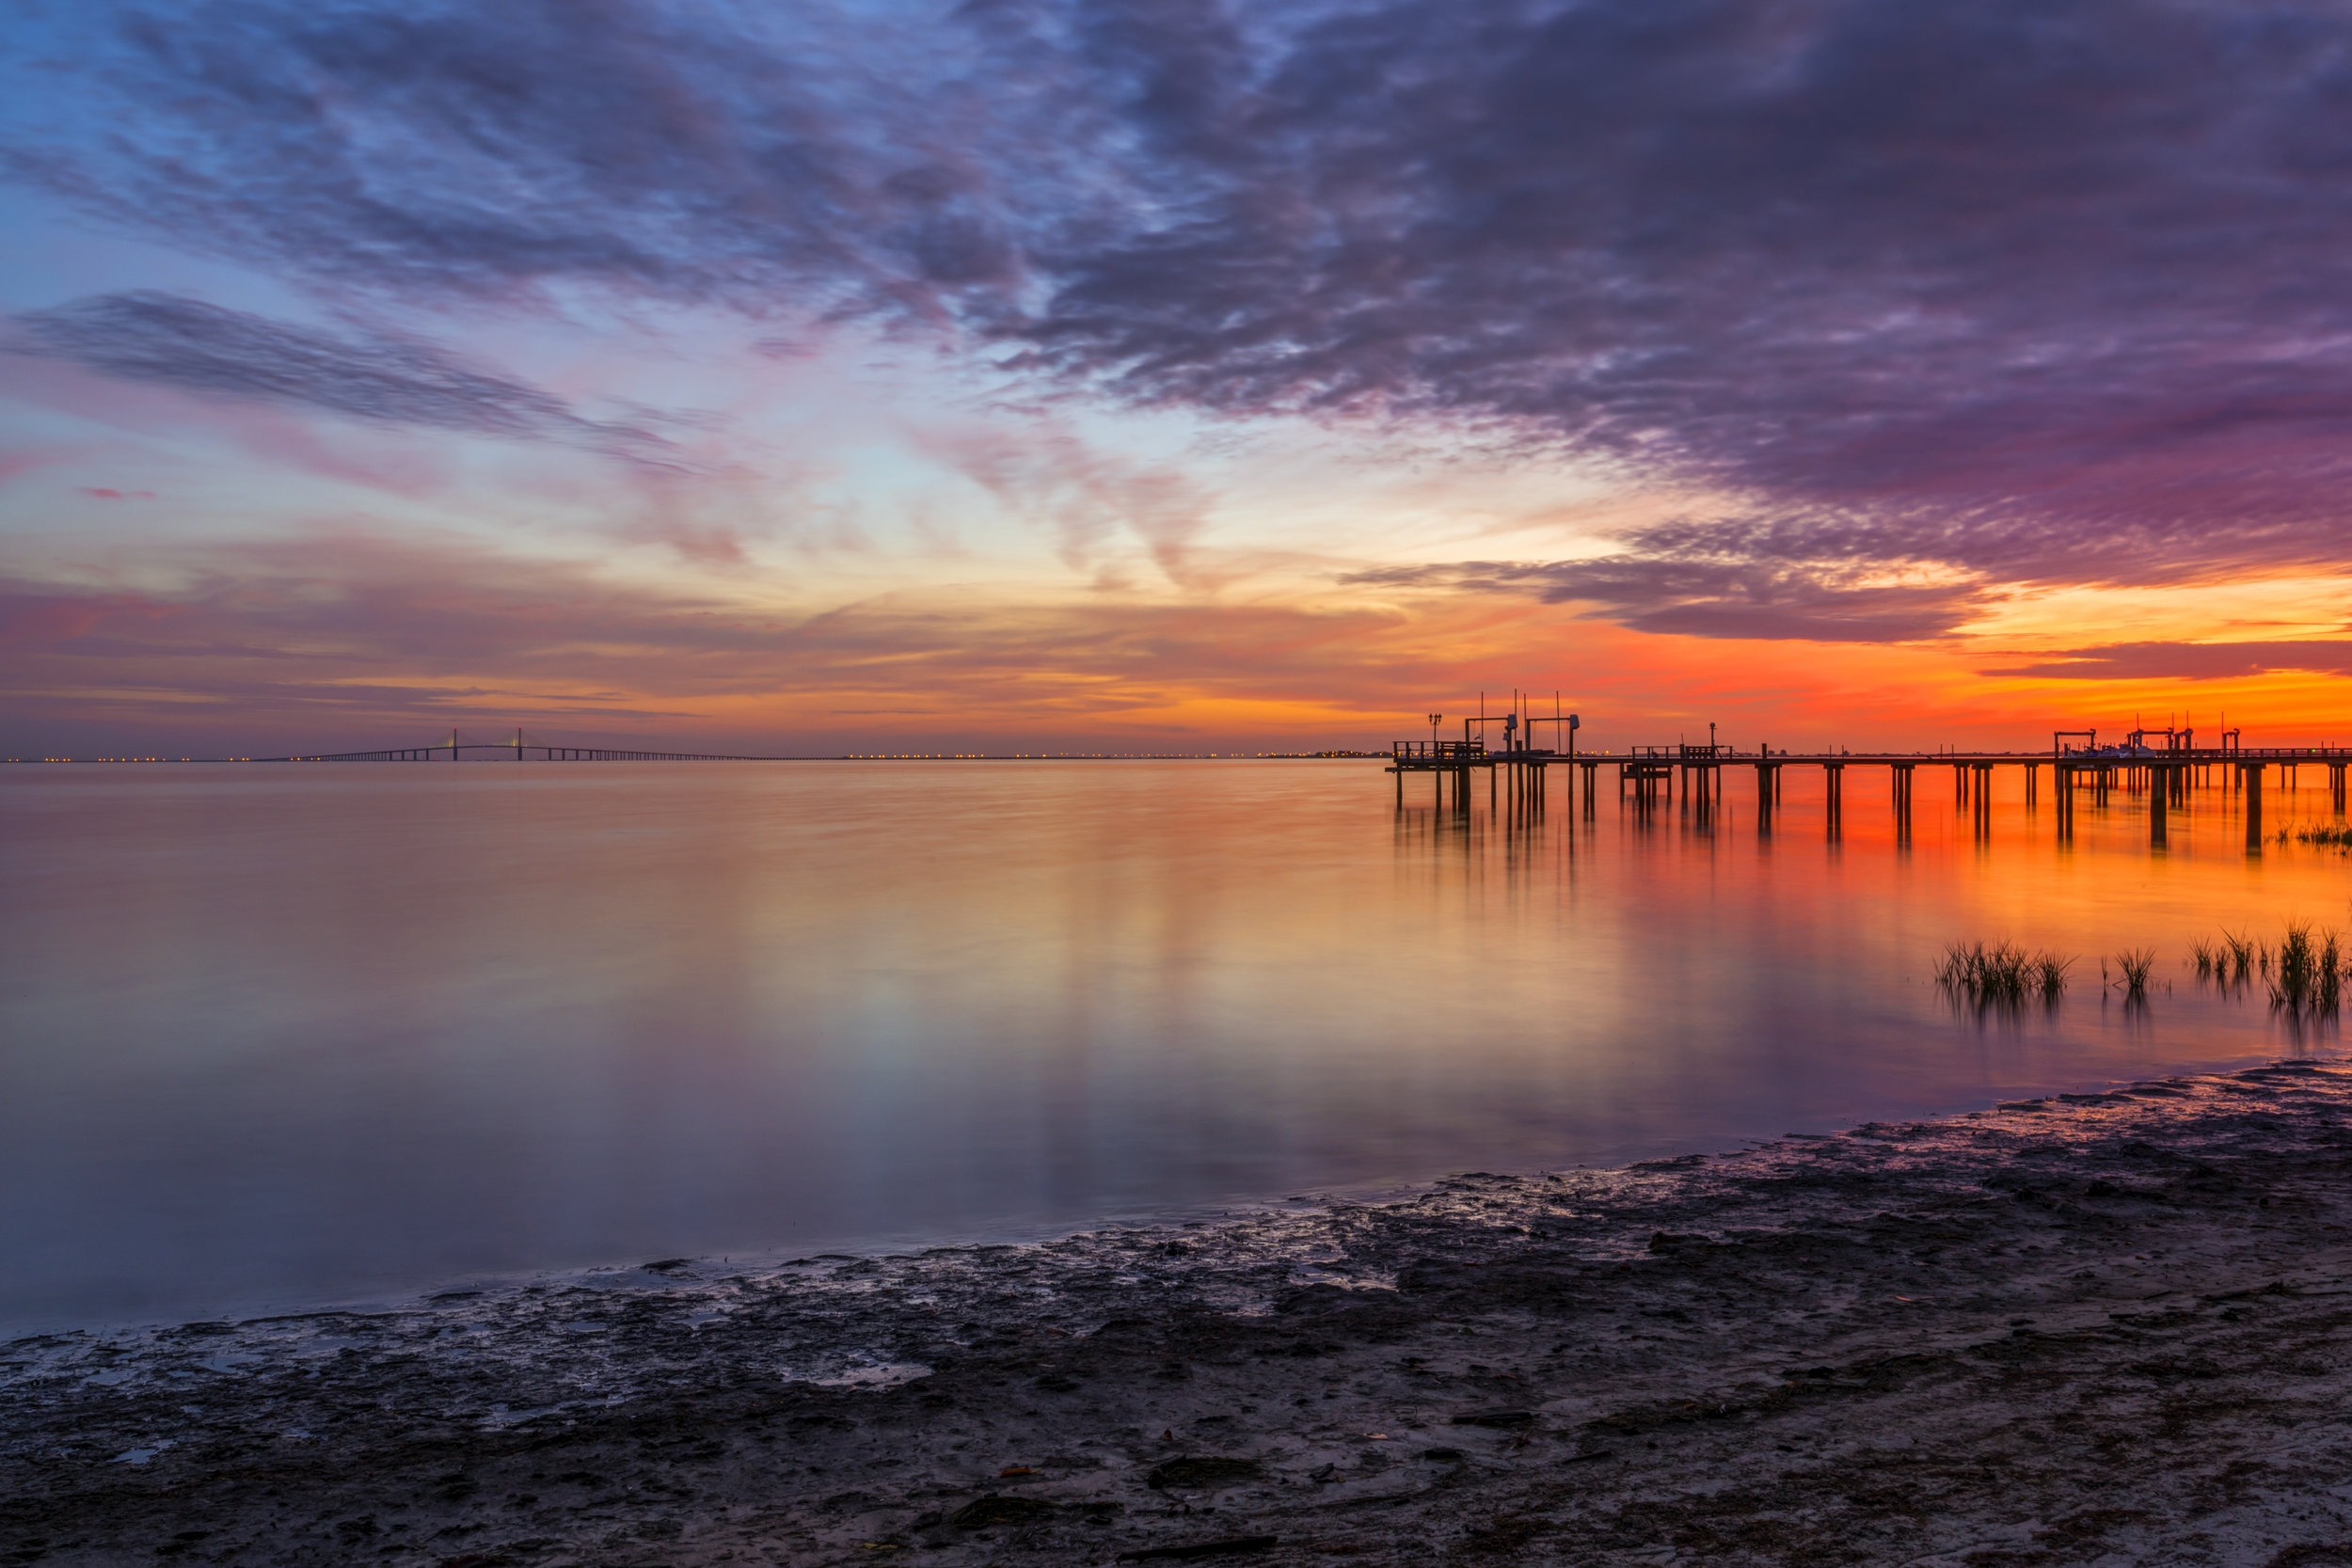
[[10, 1059, 2352, 1566]]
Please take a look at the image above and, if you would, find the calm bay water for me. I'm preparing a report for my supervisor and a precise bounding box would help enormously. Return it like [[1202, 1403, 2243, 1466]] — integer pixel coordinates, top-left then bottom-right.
[[3, 758, 2347, 1333]]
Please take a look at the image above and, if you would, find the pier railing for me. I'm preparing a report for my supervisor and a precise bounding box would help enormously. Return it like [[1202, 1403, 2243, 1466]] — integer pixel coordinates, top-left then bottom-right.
[[1629, 743, 1735, 761]]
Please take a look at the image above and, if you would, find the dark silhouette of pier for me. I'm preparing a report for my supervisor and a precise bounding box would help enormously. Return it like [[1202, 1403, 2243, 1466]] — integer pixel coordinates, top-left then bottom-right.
[[1390, 714, 2352, 850]]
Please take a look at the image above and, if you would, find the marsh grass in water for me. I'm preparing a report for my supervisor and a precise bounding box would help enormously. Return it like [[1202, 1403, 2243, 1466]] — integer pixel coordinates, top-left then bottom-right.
[[1936, 941, 2072, 1009], [2111, 948, 2156, 999], [2223, 929, 2259, 983], [2268, 922, 2345, 1013], [2189, 922, 2348, 1013], [2279, 823, 2352, 849], [1938, 927, 2347, 1016], [2193, 935, 2257, 993]]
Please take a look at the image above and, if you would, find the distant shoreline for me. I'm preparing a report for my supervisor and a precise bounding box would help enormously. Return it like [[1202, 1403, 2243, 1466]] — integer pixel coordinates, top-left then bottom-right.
[[2, 752, 1390, 764], [10, 1057, 2352, 1563]]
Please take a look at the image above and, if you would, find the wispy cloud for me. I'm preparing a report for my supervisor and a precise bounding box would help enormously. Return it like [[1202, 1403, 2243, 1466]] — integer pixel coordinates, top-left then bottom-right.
[[10, 293, 676, 465], [1345, 557, 2000, 643], [923, 421, 1214, 584], [0, 531, 1433, 749], [1995, 641, 2352, 681]]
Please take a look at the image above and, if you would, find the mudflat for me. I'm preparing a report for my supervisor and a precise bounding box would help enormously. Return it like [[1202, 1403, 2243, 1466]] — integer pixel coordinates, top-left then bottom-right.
[[9, 1061, 2352, 1566]]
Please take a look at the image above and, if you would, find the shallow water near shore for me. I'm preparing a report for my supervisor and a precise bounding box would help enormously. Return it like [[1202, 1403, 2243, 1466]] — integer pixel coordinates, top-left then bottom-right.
[[4, 757, 2348, 1334]]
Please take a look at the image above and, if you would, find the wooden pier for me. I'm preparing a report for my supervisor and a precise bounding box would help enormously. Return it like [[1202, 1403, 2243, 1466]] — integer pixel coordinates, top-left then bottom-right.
[[1388, 726, 2352, 850]]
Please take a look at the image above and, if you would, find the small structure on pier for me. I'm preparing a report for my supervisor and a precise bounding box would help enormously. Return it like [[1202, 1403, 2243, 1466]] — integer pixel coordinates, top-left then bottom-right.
[[1388, 700, 1579, 814]]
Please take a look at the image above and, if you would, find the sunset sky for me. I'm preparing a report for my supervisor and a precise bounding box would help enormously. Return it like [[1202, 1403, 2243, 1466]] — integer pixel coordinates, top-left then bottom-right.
[[8, 0, 2352, 756]]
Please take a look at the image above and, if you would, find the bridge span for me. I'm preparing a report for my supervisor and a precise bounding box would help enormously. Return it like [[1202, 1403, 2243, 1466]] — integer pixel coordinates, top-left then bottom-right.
[[266, 734, 785, 763]]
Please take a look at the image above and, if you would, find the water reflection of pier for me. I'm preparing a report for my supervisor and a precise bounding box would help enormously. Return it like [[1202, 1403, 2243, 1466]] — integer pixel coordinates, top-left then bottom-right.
[[1389, 720, 2352, 850]]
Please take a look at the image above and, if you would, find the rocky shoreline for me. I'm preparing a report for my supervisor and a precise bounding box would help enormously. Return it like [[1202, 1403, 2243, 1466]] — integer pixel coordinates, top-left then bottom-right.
[[10, 1060, 2352, 1565]]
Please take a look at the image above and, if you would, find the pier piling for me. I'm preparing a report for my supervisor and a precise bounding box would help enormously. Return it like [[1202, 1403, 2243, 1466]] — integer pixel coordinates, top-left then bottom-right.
[[1377, 724, 2338, 856]]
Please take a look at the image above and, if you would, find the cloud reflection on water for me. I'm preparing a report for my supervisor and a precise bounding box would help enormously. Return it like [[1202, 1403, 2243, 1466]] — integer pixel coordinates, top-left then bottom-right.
[[1, 757, 2345, 1333]]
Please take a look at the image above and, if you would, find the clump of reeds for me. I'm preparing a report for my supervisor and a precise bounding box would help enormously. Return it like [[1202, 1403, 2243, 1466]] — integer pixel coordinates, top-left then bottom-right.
[[2112, 948, 2155, 1000], [1937, 941, 2071, 1006], [2189, 937, 2220, 977], [2221, 928, 2258, 982], [2268, 921, 2345, 1013], [2289, 824, 2352, 850], [2032, 951, 2073, 1001]]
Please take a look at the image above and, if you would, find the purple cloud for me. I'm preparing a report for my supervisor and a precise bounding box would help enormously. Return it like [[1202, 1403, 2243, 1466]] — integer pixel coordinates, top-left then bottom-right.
[[1996, 641, 2352, 681], [1015, 0, 2352, 604], [17, 0, 2352, 625], [2, 0, 1041, 316], [1345, 557, 1996, 641], [11, 293, 675, 464]]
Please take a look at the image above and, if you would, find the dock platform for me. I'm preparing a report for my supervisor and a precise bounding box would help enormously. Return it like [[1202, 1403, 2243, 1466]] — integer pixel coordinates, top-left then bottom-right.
[[1388, 736, 2352, 849]]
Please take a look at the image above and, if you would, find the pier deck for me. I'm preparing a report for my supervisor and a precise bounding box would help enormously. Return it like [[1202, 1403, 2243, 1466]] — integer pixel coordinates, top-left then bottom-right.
[[1387, 739, 2352, 849]]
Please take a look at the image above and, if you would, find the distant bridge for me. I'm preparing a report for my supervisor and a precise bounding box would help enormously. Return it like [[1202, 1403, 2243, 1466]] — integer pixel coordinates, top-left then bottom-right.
[[264, 730, 788, 763]]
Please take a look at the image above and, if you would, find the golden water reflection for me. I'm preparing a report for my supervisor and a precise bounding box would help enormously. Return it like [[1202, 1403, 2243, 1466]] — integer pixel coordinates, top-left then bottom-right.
[[1, 759, 2344, 1330]]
